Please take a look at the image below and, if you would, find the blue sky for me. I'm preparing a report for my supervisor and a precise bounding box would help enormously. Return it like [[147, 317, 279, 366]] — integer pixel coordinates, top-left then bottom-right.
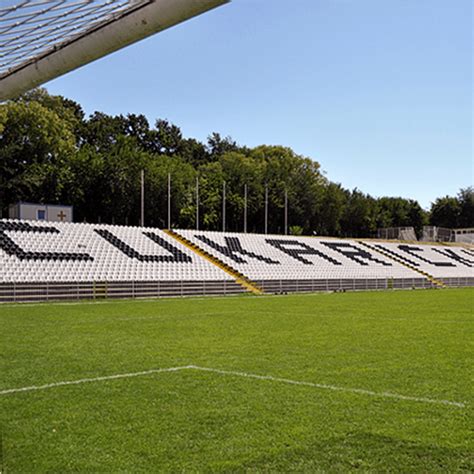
[[44, 0, 472, 209]]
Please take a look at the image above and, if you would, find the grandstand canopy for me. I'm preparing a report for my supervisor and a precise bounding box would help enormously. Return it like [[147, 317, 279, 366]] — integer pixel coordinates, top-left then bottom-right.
[[0, 0, 229, 101]]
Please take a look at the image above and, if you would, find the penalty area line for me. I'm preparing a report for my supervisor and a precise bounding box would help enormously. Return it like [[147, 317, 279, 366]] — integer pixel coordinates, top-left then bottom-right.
[[0, 366, 193, 395], [0, 365, 466, 408], [188, 366, 466, 408]]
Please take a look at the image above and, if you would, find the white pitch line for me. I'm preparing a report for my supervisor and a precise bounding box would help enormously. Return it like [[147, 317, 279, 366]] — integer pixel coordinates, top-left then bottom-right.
[[0, 365, 466, 408], [188, 366, 466, 408], [0, 366, 193, 395]]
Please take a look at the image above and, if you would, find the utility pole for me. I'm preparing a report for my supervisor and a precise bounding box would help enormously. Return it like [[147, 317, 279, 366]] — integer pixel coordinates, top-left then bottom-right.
[[140, 169, 145, 227], [244, 184, 248, 233], [284, 188, 288, 235], [222, 180, 226, 232], [195, 175, 199, 231], [167, 172, 171, 229], [264, 185, 268, 234]]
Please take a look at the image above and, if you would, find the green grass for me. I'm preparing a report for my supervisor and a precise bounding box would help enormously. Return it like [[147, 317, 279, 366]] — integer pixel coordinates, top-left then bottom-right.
[[1, 288, 473, 472]]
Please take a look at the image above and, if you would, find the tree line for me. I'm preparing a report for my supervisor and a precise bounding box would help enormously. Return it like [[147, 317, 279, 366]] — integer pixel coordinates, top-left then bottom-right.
[[0, 89, 472, 237]]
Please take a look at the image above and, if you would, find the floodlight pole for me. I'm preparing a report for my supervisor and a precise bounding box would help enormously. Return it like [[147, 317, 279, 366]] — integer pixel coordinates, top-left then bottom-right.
[[140, 169, 145, 227], [222, 181, 226, 232], [264, 185, 268, 235], [167, 173, 171, 229], [244, 184, 248, 233], [196, 175, 199, 231], [284, 188, 288, 235]]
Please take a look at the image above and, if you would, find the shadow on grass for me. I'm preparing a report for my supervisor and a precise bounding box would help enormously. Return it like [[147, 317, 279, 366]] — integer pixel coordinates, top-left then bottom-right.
[[237, 431, 473, 472]]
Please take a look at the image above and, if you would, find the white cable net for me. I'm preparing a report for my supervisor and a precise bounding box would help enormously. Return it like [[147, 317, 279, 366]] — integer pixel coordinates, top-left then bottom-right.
[[0, 0, 150, 79]]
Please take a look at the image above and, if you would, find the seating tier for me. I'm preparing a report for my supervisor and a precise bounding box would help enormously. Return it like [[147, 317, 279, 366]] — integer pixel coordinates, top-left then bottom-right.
[[176, 231, 423, 281], [0, 220, 234, 283], [176, 230, 473, 287], [364, 242, 474, 284]]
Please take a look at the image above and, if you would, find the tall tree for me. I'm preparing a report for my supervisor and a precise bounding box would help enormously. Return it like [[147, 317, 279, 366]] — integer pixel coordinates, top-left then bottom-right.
[[197, 161, 225, 230], [0, 100, 76, 215], [219, 151, 264, 232], [1, 88, 461, 237], [340, 189, 376, 237], [145, 154, 196, 228], [457, 187, 474, 228], [207, 133, 239, 160], [430, 196, 460, 228], [315, 182, 347, 236], [251, 145, 324, 234]]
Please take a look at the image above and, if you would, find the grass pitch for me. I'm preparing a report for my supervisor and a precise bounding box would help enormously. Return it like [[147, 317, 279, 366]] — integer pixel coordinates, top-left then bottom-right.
[[1, 289, 472, 472]]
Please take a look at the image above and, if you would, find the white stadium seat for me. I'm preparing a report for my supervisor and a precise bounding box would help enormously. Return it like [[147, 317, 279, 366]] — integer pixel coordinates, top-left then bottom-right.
[[0, 220, 472, 301], [175, 230, 474, 291], [363, 242, 473, 287], [0, 220, 243, 301]]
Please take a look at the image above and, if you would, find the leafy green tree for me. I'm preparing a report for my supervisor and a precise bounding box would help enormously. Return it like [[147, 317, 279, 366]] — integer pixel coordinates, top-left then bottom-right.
[[100, 136, 148, 224], [15, 88, 85, 139], [1, 88, 461, 237], [179, 138, 210, 167], [118, 113, 154, 151], [197, 161, 225, 230], [251, 145, 324, 234], [407, 200, 428, 237], [67, 137, 148, 224], [64, 145, 106, 223], [0, 99, 76, 215], [145, 155, 196, 228], [219, 151, 265, 232], [315, 182, 347, 236], [429, 196, 460, 228], [340, 189, 376, 237], [152, 119, 183, 156], [457, 187, 474, 228], [207, 133, 239, 160], [82, 112, 125, 151]]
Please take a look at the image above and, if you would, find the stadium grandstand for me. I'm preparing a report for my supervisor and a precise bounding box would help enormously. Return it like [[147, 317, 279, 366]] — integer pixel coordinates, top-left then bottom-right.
[[1, 1, 472, 471], [0, 219, 472, 302]]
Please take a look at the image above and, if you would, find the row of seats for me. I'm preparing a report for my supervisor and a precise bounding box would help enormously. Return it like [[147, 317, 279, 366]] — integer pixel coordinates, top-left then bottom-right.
[[0, 220, 233, 283], [366, 242, 473, 278], [1, 219, 472, 288], [176, 230, 473, 283], [177, 230, 417, 280]]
